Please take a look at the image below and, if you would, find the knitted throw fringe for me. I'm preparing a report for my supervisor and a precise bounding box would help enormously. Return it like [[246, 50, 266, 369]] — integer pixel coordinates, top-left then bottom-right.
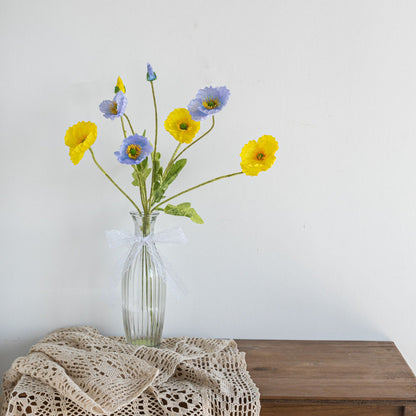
[[0, 327, 260, 416]]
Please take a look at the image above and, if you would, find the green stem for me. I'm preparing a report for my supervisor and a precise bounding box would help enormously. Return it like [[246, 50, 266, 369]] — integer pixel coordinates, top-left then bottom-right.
[[120, 117, 127, 138], [152, 171, 243, 211], [134, 166, 149, 214], [141, 251, 145, 336], [149, 81, 159, 202], [173, 116, 215, 162], [148, 143, 181, 207], [162, 143, 181, 181], [124, 114, 135, 135], [89, 148, 141, 213]]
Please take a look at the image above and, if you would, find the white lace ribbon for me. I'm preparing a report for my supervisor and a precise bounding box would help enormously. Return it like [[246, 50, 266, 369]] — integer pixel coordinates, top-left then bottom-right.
[[105, 227, 187, 295]]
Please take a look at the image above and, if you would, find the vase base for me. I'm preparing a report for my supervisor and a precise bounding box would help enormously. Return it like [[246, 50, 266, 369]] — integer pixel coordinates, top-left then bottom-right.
[[127, 338, 161, 347]]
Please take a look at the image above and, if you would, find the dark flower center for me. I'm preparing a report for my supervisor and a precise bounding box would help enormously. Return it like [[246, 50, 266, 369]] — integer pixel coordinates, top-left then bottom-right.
[[127, 144, 142, 159], [179, 122, 188, 130], [110, 102, 118, 115], [257, 152, 265, 160], [203, 97, 220, 109]]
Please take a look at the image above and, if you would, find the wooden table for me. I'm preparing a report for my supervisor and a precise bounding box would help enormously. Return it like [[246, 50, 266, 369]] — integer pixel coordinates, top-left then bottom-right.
[[237, 340, 416, 416]]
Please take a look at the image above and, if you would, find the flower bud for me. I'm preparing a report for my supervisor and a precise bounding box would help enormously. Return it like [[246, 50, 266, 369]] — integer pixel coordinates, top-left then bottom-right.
[[146, 63, 157, 81]]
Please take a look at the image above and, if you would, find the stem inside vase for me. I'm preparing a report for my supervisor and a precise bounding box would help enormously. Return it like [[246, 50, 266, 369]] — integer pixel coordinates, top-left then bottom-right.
[[121, 212, 166, 346]]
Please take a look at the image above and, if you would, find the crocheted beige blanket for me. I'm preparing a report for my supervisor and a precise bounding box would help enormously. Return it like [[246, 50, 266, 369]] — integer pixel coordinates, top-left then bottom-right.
[[0, 327, 260, 416]]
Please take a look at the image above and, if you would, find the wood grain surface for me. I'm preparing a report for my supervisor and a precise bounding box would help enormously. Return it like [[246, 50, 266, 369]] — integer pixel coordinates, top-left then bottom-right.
[[237, 340, 416, 416], [260, 404, 401, 416]]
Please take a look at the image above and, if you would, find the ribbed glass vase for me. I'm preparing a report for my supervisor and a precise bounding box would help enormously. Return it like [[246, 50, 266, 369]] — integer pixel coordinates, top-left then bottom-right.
[[121, 212, 166, 347]]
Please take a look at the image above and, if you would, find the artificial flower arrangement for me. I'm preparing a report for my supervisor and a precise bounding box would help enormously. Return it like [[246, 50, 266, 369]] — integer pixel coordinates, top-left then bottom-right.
[[64, 64, 278, 221], [64, 64, 279, 346]]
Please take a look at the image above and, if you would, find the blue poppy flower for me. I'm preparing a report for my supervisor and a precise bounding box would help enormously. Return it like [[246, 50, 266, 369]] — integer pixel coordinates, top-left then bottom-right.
[[187, 86, 230, 121], [99, 91, 127, 120], [114, 134, 153, 165], [147, 63, 157, 81]]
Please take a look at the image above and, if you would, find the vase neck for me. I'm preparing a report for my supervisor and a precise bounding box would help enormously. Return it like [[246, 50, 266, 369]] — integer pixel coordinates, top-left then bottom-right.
[[130, 212, 159, 237]]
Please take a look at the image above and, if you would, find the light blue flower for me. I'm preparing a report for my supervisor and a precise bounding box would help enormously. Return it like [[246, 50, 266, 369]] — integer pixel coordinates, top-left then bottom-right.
[[99, 91, 127, 120], [147, 63, 157, 81], [187, 86, 230, 121], [114, 134, 153, 165]]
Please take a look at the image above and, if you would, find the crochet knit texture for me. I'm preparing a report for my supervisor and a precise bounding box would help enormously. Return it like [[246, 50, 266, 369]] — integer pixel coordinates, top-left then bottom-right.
[[0, 327, 260, 416]]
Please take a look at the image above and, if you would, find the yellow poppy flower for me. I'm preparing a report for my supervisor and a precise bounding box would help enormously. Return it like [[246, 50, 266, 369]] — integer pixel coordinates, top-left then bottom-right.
[[64, 121, 97, 165], [240, 135, 279, 176], [115, 76, 126, 93], [164, 108, 201, 144]]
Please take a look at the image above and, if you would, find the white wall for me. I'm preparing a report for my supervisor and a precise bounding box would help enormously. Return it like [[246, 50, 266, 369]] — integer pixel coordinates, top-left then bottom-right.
[[2, 0, 416, 380]]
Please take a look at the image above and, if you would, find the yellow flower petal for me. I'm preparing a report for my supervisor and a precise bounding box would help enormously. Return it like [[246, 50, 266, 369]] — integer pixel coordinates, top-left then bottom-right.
[[64, 121, 97, 165], [116, 76, 126, 93], [240, 135, 278, 176], [69, 147, 84, 165], [164, 108, 201, 144]]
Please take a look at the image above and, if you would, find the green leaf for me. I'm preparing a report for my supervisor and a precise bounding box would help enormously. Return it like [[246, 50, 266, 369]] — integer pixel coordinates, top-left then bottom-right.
[[137, 157, 151, 179], [132, 163, 150, 186], [164, 159, 186, 186], [152, 183, 164, 203], [142, 157, 148, 170], [152, 159, 187, 205], [152, 154, 163, 183], [164, 202, 204, 224], [114, 86, 120, 93], [143, 168, 152, 179], [131, 168, 140, 186]]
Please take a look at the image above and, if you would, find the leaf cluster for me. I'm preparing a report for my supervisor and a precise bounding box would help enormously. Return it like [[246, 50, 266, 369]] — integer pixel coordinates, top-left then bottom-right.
[[131, 152, 204, 223], [153, 158, 186, 204]]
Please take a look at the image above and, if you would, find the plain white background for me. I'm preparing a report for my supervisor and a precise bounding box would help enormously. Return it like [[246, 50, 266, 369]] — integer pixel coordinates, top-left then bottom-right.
[[2, 0, 416, 381]]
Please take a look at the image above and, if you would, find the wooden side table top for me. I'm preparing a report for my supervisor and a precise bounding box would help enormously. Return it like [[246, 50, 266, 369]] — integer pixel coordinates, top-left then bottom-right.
[[237, 340, 416, 416]]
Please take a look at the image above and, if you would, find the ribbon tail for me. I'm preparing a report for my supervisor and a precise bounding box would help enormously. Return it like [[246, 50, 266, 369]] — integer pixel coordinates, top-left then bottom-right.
[[106, 230, 137, 249], [152, 227, 188, 245], [145, 243, 186, 297], [163, 259, 188, 297]]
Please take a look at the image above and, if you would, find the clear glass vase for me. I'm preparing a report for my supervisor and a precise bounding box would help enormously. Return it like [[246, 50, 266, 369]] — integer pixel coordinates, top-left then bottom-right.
[[121, 212, 166, 347]]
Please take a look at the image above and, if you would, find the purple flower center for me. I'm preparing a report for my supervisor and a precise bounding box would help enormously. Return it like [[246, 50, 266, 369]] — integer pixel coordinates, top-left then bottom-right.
[[127, 144, 141, 159], [202, 97, 220, 109]]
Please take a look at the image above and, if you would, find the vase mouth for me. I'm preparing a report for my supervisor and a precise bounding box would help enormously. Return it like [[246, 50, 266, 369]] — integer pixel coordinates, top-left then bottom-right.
[[129, 211, 160, 219]]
